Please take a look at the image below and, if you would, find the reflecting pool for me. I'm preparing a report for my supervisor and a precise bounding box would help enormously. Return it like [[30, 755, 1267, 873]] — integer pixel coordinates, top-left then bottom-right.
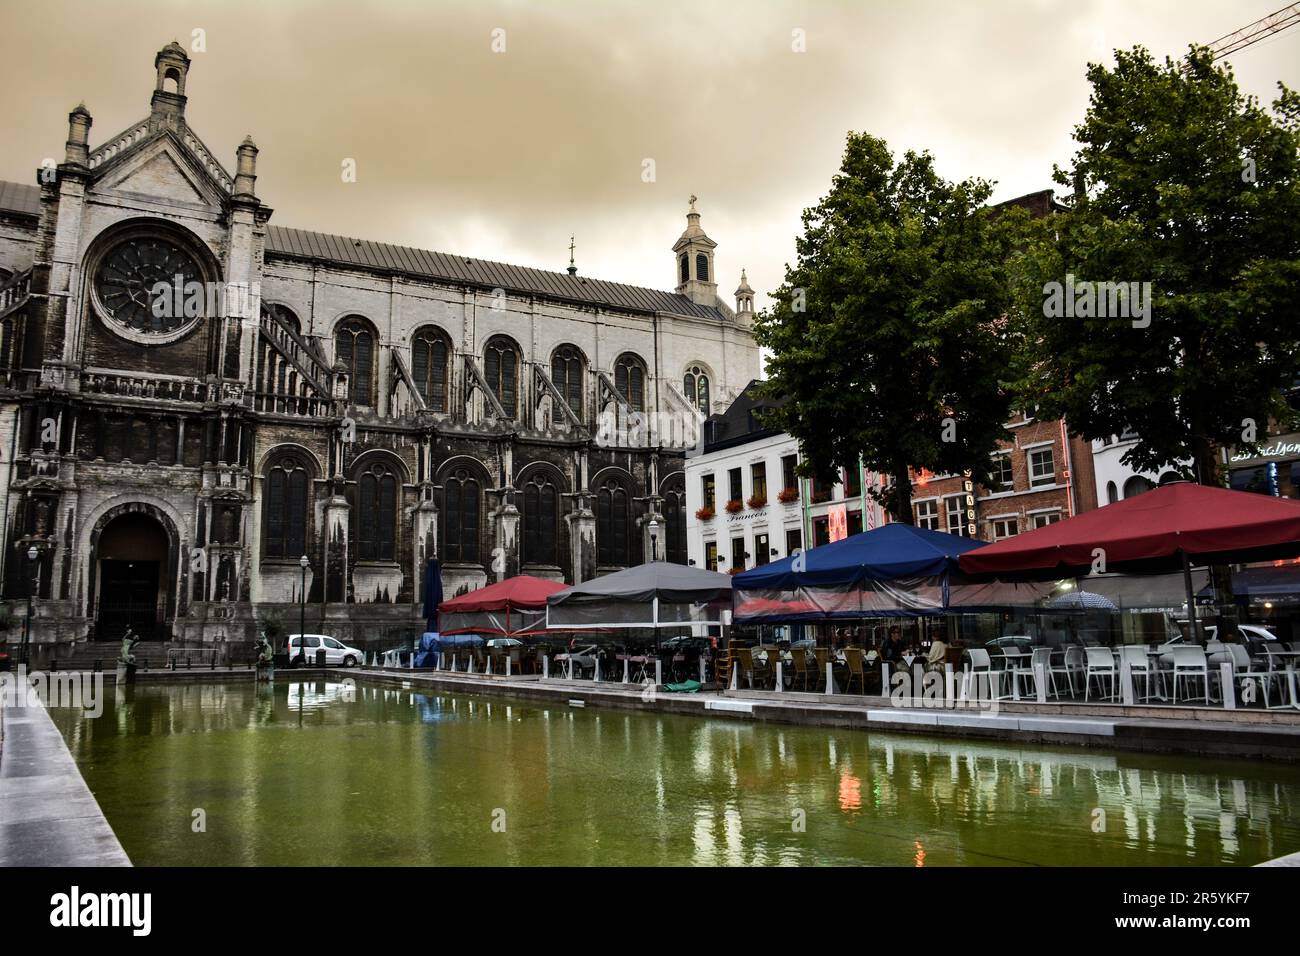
[[47, 679, 1300, 866]]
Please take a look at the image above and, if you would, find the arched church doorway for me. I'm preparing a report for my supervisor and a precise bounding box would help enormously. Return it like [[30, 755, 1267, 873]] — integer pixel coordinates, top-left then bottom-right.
[[94, 511, 170, 641]]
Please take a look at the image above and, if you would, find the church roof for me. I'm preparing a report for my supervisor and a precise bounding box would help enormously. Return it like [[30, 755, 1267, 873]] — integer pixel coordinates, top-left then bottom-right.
[[0, 180, 40, 218], [265, 225, 724, 320], [0, 179, 723, 320]]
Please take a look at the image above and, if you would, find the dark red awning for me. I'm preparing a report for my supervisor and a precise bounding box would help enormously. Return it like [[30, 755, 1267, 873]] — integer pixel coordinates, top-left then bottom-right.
[[438, 574, 569, 613], [959, 483, 1300, 578]]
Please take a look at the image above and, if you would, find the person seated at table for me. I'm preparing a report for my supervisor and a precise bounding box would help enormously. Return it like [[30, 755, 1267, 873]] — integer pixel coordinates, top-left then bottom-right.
[[925, 637, 949, 672], [881, 626, 906, 664]]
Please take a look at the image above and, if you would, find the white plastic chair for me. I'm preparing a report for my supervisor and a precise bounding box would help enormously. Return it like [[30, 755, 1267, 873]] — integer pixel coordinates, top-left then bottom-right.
[[1084, 647, 1117, 701], [1118, 645, 1160, 702], [1225, 643, 1282, 708], [1172, 646, 1211, 704], [964, 648, 1006, 701]]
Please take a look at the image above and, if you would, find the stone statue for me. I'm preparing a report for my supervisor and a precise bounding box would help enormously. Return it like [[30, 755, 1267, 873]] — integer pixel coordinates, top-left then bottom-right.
[[255, 630, 275, 681], [118, 627, 140, 666]]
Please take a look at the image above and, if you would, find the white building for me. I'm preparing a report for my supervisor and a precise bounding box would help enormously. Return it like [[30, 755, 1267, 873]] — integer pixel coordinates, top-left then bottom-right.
[[1092, 432, 1187, 506], [684, 381, 884, 574]]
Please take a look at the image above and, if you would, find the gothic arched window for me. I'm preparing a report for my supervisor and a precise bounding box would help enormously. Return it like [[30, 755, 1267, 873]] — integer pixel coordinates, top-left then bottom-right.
[[682, 364, 710, 414], [522, 472, 558, 566], [614, 353, 646, 412], [442, 468, 481, 563], [484, 335, 521, 417], [356, 461, 398, 561], [264, 455, 310, 559], [412, 326, 451, 413], [550, 345, 585, 418], [695, 253, 709, 282], [662, 482, 687, 565], [336, 317, 376, 407], [596, 479, 630, 567]]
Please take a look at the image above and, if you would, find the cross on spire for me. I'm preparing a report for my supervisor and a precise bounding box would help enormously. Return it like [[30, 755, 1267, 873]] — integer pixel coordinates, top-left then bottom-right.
[[567, 235, 577, 276]]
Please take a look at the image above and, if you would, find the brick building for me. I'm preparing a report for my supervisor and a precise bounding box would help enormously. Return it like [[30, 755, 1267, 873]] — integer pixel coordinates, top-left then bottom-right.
[[911, 411, 1099, 542], [0, 43, 760, 654]]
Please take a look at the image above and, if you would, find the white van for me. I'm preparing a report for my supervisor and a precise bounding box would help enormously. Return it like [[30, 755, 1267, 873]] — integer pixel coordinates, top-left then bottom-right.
[[287, 634, 364, 667]]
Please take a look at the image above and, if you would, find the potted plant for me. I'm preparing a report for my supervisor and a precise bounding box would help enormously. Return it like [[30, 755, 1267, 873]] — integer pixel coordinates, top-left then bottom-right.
[[725, 498, 744, 514], [746, 493, 767, 509], [777, 486, 800, 504], [695, 506, 715, 521]]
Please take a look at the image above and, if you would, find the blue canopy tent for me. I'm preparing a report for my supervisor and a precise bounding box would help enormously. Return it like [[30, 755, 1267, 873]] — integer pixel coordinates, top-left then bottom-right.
[[732, 523, 1044, 623]]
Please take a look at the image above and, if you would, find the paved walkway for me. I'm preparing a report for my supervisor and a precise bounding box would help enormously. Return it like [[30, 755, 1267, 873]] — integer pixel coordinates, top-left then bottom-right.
[[0, 690, 131, 866]]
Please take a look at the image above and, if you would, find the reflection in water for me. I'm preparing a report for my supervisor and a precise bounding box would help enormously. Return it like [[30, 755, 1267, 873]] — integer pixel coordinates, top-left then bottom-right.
[[47, 680, 1300, 867]]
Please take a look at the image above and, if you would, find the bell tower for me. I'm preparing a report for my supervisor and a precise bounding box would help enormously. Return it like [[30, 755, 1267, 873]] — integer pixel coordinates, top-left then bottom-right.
[[672, 195, 718, 308], [149, 40, 190, 131]]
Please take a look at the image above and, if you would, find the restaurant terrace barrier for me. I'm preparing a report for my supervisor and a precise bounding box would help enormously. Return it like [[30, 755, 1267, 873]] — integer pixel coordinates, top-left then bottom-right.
[[512, 648, 1300, 714]]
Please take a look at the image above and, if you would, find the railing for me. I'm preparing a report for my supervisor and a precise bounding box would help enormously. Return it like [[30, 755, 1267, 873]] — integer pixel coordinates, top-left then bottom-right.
[[182, 128, 235, 193], [253, 389, 334, 417], [0, 268, 32, 320], [87, 121, 150, 170], [255, 310, 333, 418], [81, 369, 208, 403]]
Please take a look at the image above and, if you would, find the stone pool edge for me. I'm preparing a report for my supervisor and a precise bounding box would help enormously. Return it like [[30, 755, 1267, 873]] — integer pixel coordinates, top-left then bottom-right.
[[0, 690, 132, 867], [354, 668, 1300, 762]]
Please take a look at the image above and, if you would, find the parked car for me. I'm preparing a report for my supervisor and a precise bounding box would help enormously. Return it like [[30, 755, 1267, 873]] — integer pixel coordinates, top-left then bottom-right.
[[286, 634, 364, 667]]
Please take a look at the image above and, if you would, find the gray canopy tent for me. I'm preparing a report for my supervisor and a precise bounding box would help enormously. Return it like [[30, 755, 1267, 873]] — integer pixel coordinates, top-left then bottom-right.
[[545, 561, 733, 631]]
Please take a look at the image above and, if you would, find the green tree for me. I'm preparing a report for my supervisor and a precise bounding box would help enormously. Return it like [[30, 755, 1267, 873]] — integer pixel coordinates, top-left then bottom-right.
[[1013, 46, 1300, 483], [755, 132, 1025, 523]]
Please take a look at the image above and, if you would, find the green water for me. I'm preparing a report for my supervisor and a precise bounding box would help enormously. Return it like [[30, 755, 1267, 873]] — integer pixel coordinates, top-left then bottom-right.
[[47, 679, 1300, 866]]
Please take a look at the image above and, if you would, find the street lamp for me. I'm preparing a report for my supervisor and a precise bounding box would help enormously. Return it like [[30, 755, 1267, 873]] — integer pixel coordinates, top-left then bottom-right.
[[298, 554, 309, 666], [21, 545, 37, 665], [648, 518, 660, 562]]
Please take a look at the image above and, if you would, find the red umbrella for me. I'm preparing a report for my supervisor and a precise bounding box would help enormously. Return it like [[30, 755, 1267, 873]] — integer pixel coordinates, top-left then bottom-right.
[[438, 574, 569, 613], [958, 483, 1300, 638], [959, 483, 1300, 578]]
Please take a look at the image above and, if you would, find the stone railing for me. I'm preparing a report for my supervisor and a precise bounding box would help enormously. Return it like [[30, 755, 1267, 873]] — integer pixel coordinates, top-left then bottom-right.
[[87, 121, 150, 170], [0, 268, 32, 319], [182, 128, 234, 193], [81, 369, 208, 403], [80, 370, 243, 405]]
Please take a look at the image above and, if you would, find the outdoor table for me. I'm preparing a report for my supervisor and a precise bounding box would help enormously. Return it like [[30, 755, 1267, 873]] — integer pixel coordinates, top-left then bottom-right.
[[998, 649, 1034, 699]]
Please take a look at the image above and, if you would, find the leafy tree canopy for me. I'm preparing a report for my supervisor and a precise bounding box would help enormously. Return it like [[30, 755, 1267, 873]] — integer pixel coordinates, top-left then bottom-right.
[[755, 132, 1026, 522], [1012, 45, 1300, 482]]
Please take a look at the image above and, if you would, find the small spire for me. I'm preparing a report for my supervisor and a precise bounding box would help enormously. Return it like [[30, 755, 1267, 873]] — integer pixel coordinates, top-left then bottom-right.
[[567, 235, 577, 276]]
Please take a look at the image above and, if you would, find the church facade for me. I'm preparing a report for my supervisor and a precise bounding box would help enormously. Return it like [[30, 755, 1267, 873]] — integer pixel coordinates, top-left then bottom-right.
[[0, 43, 760, 653]]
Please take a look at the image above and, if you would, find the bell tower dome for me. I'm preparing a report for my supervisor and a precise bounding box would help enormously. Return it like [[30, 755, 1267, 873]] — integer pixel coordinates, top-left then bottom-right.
[[149, 40, 190, 131], [672, 195, 718, 308]]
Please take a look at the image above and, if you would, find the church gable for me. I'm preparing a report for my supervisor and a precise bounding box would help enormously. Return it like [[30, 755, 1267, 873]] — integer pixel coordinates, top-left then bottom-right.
[[91, 132, 227, 210]]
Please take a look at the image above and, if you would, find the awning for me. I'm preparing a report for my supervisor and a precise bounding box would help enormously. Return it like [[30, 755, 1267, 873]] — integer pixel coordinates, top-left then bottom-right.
[[546, 561, 732, 630], [735, 522, 987, 589], [439, 574, 571, 637], [959, 483, 1300, 578]]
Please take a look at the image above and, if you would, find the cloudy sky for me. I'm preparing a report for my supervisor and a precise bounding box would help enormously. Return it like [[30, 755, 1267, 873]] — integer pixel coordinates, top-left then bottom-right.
[[2, 1, 1297, 311]]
